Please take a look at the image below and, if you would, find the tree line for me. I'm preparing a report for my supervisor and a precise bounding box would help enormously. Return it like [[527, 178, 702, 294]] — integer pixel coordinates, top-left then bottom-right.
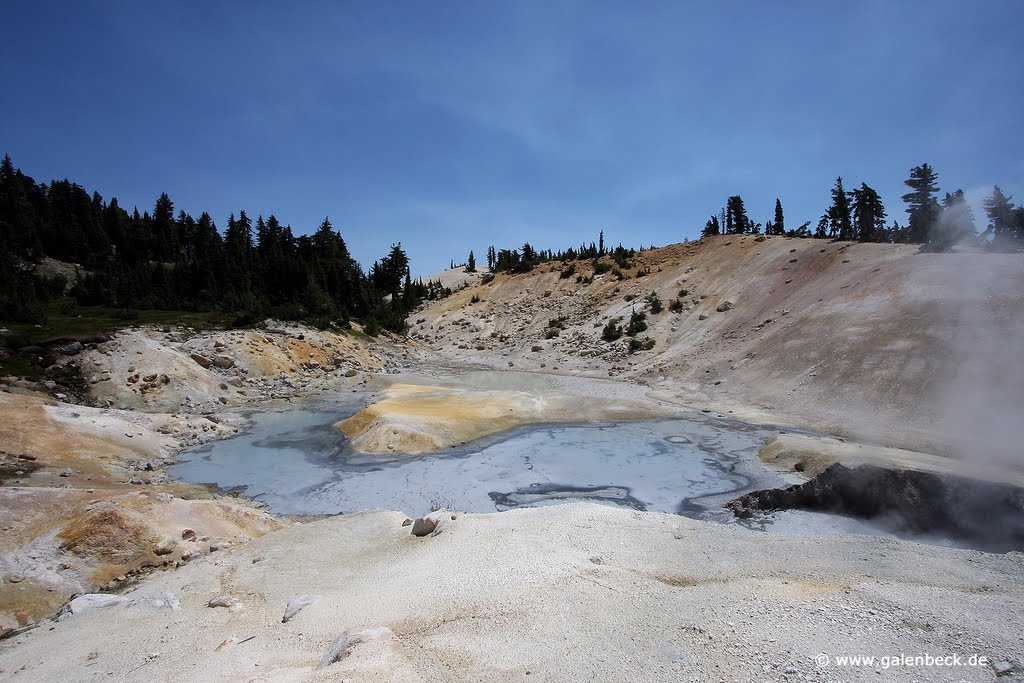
[[0, 154, 450, 329], [701, 163, 1024, 251]]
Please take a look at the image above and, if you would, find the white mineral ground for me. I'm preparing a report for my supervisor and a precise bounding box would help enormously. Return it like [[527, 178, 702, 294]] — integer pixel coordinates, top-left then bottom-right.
[[1, 236, 1023, 680]]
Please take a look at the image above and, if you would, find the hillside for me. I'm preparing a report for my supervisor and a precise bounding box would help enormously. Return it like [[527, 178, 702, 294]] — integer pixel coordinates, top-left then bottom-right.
[[408, 235, 1024, 457]]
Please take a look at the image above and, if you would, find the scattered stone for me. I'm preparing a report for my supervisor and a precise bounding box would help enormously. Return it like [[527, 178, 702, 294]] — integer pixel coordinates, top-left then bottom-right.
[[8, 575, 24, 584], [60, 468, 72, 477], [153, 538, 177, 556], [181, 528, 197, 541], [698, 314, 709, 321], [57, 341, 83, 356], [68, 594, 128, 614], [532, 346, 543, 352], [190, 353, 213, 368], [0, 612, 19, 637], [716, 301, 734, 312], [411, 517, 437, 537], [207, 595, 239, 608], [282, 595, 317, 623], [344, 369, 358, 377], [213, 355, 235, 369], [317, 625, 394, 670], [401, 518, 412, 527]]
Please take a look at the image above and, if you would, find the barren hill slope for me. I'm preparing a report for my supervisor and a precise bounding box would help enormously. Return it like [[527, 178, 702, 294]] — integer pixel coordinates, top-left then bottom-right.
[[409, 235, 1024, 456]]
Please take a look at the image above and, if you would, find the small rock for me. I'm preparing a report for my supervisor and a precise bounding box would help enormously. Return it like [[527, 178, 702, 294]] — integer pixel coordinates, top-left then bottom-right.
[[344, 369, 357, 378], [207, 595, 238, 608], [212, 355, 235, 369], [698, 314, 709, 321], [993, 661, 1014, 676], [531, 345, 542, 352], [8, 575, 24, 584], [282, 595, 317, 623], [153, 538, 177, 556], [411, 517, 437, 537], [181, 528, 197, 541], [401, 518, 412, 527], [0, 612, 19, 636], [60, 468, 73, 477], [716, 301, 734, 312], [317, 625, 394, 670], [57, 341, 83, 356], [190, 353, 213, 368]]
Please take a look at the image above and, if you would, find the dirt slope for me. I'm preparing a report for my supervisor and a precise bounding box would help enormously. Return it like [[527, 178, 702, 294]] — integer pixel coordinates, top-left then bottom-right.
[[409, 236, 1024, 455]]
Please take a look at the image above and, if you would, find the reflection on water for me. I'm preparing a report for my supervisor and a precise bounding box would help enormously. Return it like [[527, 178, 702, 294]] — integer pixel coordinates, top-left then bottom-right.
[[171, 397, 785, 517]]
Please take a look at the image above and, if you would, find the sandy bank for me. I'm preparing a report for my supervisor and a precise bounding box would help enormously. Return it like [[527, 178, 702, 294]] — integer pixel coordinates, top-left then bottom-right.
[[337, 382, 674, 454]]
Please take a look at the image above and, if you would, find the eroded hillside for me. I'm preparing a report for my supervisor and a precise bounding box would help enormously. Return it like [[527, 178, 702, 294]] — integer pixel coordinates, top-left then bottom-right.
[[409, 235, 1024, 455]]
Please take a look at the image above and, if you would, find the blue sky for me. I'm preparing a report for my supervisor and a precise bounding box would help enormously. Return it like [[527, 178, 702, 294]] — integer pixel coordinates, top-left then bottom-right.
[[3, 1, 1022, 275]]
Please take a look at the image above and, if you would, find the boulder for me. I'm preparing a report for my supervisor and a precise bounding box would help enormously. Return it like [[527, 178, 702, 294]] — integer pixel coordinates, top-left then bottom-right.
[[716, 301, 734, 312], [411, 517, 437, 537], [190, 353, 213, 369], [212, 355, 235, 369], [57, 341, 83, 356], [68, 594, 128, 614]]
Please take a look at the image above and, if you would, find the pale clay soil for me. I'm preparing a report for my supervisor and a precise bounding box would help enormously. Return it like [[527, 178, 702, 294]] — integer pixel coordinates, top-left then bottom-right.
[[1, 235, 1023, 680]]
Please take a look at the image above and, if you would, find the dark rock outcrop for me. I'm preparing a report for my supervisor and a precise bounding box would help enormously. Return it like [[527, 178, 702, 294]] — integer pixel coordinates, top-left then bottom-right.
[[728, 463, 1024, 552]]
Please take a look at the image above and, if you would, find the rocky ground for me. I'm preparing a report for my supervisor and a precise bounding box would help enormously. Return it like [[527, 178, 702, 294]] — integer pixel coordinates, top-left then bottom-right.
[[1, 237, 1023, 680], [0, 503, 1021, 682], [0, 321, 413, 636]]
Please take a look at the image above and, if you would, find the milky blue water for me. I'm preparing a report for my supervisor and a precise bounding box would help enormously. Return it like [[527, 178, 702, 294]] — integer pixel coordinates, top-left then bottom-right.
[[171, 396, 787, 517]]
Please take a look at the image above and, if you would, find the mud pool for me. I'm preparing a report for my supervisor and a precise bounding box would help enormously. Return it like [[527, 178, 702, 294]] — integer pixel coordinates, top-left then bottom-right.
[[172, 397, 795, 517]]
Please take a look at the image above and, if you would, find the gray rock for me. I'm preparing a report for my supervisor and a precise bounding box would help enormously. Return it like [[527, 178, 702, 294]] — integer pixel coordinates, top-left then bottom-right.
[[282, 595, 317, 623], [60, 468, 73, 477], [68, 594, 128, 614], [127, 592, 180, 611], [57, 341, 83, 356], [317, 625, 394, 670], [716, 301, 734, 312], [411, 517, 437, 537], [344, 369, 358, 378], [212, 355, 235, 369]]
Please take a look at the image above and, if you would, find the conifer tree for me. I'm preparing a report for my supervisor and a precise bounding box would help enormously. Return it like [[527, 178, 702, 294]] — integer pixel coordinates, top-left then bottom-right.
[[902, 164, 941, 244], [773, 198, 785, 235], [465, 250, 476, 273], [850, 183, 886, 242]]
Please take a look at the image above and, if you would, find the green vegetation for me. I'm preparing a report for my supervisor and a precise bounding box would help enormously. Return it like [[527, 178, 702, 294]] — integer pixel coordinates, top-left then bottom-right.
[[625, 310, 648, 337], [559, 263, 576, 279], [628, 336, 656, 353], [646, 292, 663, 314], [601, 318, 623, 341], [669, 298, 683, 313], [0, 154, 448, 336]]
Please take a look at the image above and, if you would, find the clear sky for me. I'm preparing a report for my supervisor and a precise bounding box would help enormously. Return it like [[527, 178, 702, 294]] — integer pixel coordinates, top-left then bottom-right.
[[3, 1, 1022, 276]]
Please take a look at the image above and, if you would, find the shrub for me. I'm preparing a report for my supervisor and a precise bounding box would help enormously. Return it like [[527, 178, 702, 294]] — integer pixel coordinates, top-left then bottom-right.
[[548, 316, 568, 330], [559, 264, 576, 279], [481, 273, 495, 285], [544, 327, 560, 339], [635, 267, 652, 277], [623, 293, 636, 302], [613, 268, 626, 281], [678, 288, 689, 297], [646, 292, 663, 314], [470, 294, 481, 304], [669, 298, 683, 313], [626, 310, 648, 337], [628, 336, 656, 353], [602, 319, 623, 341], [593, 261, 612, 275]]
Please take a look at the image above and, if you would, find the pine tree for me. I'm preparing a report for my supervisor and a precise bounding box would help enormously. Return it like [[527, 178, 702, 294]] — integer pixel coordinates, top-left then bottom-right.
[[599, 230, 605, 255], [773, 198, 785, 235], [850, 183, 887, 242], [827, 177, 853, 240], [486, 246, 495, 270], [983, 186, 1016, 247], [901, 164, 941, 244], [725, 196, 750, 234], [702, 215, 720, 237], [465, 250, 476, 273], [932, 190, 976, 250]]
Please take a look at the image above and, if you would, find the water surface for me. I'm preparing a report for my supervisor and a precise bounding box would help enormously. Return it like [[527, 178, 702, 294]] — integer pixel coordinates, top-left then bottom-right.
[[172, 397, 789, 517]]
